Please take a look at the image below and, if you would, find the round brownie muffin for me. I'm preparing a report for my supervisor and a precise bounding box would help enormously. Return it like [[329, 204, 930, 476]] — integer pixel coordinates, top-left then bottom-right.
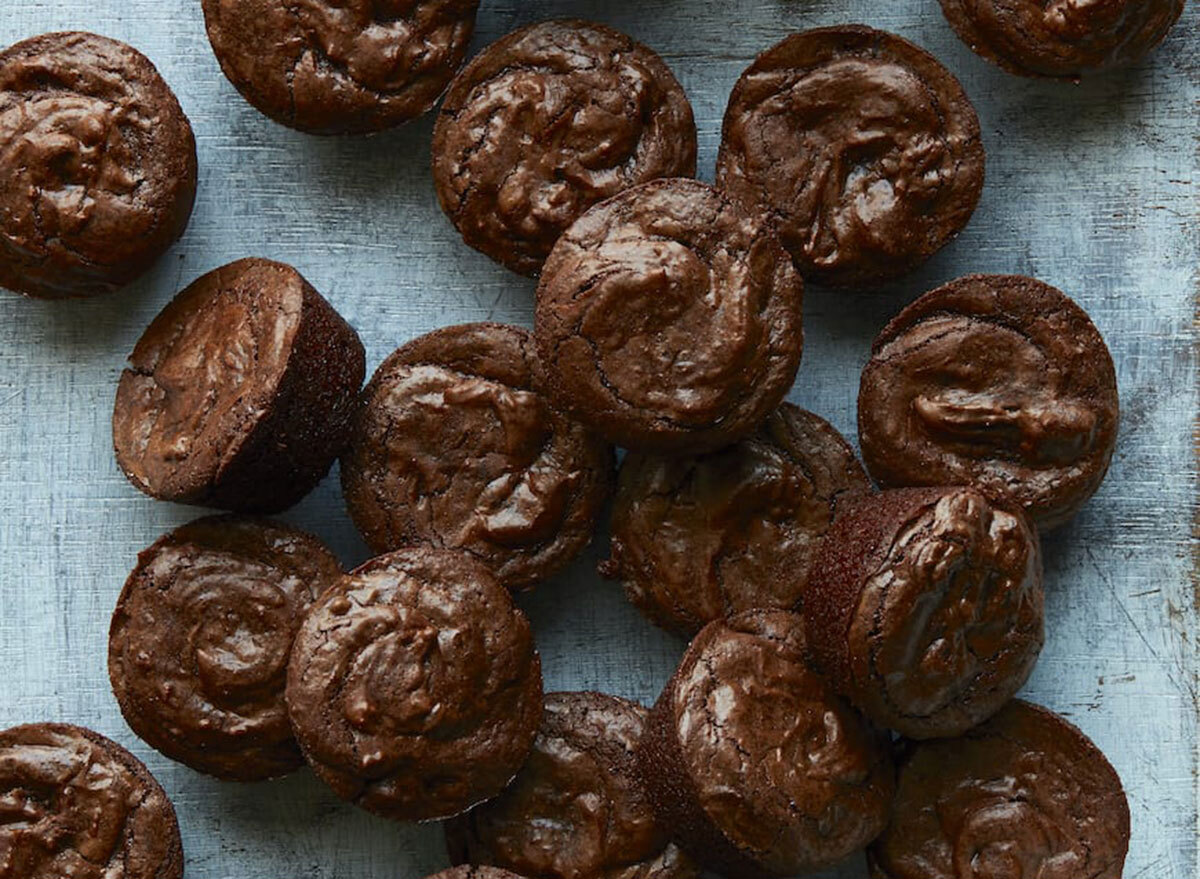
[[869, 700, 1130, 879], [432, 19, 697, 277], [600, 404, 869, 635], [858, 274, 1119, 530], [939, 0, 1184, 78], [446, 692, 698, 879], [0, 723, 183, 879], [0, 32, 196, 299], [804, 487, 1044, 740], [108, 515, 342, 781], [341, 323, 613, 591], [201, 0, 480, 134], [635, 610, 895, 878], [716, 26, 984, 287], [286, 547, 543, 822], [113, 258, 365, 514], [535, 178, 804, 453]]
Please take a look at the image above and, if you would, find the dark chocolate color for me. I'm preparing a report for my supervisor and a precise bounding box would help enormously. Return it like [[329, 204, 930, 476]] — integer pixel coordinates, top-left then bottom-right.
[[113, 257, 365, 514], [432, 19, 697, 277], [601, 404, 869, 635], [202, 0, 480, 134], [446, 691, 697, 879], [636, 610, 895, 878], [804, 487, 1044, 740], [0, 723, 184, 879], [108, 516, 342, 781], [716, 26, 984, 287], [285, 547, 543, 822], [0, 32, 196, 299], [341, 322, 613, 591], [869, 700, 1130, 879], [858, 274, 1119, 530], [426, 868, 530, 879], [939, 0, 1184, 78], [535, 178, 804, 453]]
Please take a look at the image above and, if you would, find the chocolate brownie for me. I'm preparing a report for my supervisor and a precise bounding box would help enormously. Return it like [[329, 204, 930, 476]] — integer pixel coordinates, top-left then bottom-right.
[[113, 258, 365, 513], [869, 700, 1130, 879], [446, 692, 698, 879], [600, 404, 869, 635], [0, 32, 196, 299], [432, 20, 697, 277], [858, 274, 1119, 530], [286, 547, 543, 822], [108, 515, 342, 781], [0, 723, 183, 879], [635, 610, 895, 878], [341, 323, 613, 591], [426, 869, 529, 879], [716, 26, 984, 287], [804, 487, 1044, 740], [939, 0, 1184, 78], [201, 0, 480, 134], [535, 178, 804, 453]]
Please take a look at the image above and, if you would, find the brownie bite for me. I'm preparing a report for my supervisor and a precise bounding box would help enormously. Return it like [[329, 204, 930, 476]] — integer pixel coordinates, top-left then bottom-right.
[[446, 691, 697, 879], [340, 322, 613, 592], [113, 257, 365, 513], [108, 515, 343, 781], [869, 700, 1130, 879], [858, 274, 1119, 530], [535, 178, 804, 453], [0, 723, 184, 879], [426, 869, 529, 879], [432, 19, 697, 277], [601, 404, 869, 635], [286, 547, 543, 822], [939, 0, 1184, 78], [804, 487, 1044, 740], [0, 32, 196, 299], [636, 610, 895, 878], [716, 26, 984, 287], [202, 0, 480, 134]]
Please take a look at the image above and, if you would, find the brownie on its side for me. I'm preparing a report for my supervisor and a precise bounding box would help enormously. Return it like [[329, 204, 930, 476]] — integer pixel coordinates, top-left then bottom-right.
[[535, 178, 803, 453], [716, 26, 984, 287], [0, 32, 196, 299], [113, 258, 365, 514], [341, 322, 613, 592], [433, 19, 697, 277], [635, 610, 895, 878], [286, 547, 543, 822], [108, 515, 342, 781], [0, 723, 184, 879], [869, 700, 1130, 879], [601, 404, 869, 635]]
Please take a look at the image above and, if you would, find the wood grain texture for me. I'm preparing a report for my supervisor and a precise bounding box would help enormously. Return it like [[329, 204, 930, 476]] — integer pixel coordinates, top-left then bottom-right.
[[0, 1, 1195, 877]]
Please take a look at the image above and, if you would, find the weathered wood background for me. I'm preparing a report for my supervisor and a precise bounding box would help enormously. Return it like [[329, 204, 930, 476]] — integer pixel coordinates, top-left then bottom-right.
[[0, 1, 1195, 877]]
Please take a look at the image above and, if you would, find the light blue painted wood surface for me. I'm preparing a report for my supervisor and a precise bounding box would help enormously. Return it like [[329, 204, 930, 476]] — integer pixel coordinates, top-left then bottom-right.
[[0, 1, 1195, 876]]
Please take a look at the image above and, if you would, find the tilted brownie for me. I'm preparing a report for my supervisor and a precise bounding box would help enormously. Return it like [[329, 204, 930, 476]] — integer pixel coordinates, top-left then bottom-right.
[[635, 610, 895, 878], [804, 487, 1044, 739], [201, 0, 480, 134], [869, 700, 1130, 879], [717, 26, 984, 287], [0, 723, 183, 879], [108, 515, 342, 781], [113, 258, 365, 513], [341, 322, 613, 592], [939, 0, 1184, 78], [432, 19, 697, 276], [600, 404, 869, 635], [286, 547, 543, 822], [0, 32, 196, 299], [535, 178, 803, 453], [446, 691, 698, 879], [858, 274, 1119, 530]]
